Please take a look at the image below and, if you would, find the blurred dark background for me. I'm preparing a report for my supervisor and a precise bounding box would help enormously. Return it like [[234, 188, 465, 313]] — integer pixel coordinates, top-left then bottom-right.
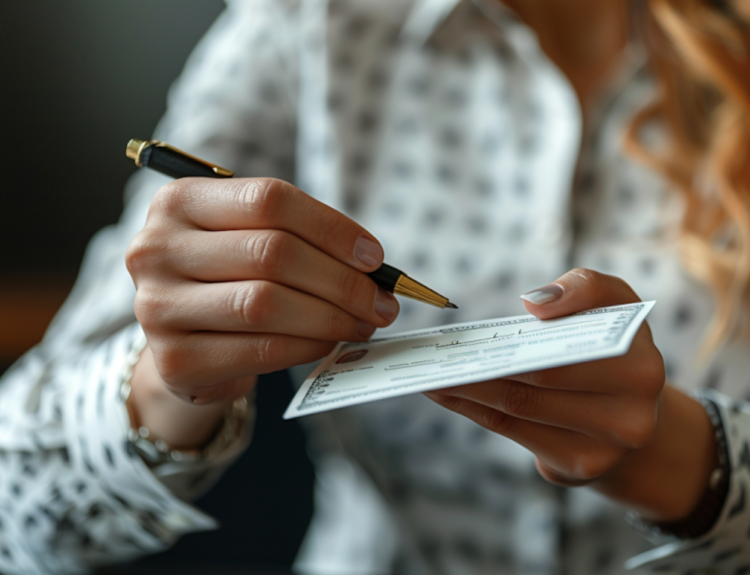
[[0, 2, 313, 572]]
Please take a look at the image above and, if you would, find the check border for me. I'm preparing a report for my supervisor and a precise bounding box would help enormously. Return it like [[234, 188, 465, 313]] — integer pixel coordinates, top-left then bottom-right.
[[294, 303, 647, 413]]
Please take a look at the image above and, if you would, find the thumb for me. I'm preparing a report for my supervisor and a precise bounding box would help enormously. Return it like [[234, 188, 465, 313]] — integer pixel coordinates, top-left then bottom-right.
[[520, 268, 641, 320]]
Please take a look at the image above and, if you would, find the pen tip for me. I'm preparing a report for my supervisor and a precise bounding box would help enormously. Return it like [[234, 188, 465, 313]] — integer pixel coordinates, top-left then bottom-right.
[[445, 302, 459, 309]]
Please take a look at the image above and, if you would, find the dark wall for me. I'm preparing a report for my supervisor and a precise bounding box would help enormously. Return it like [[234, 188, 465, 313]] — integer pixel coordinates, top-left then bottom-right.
[[1, 2, 313, 570], [1, 1, 223, 274]]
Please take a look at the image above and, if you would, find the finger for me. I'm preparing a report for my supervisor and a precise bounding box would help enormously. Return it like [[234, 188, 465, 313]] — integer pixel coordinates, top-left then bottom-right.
[[534, 461, 591, 488], [505, 330, 664, 393], [431, 380, 658, 448], [170, 374, 260, 406], [150, 331, 336, 393], [150, 280, 379, 342], [148, 177, 384, 272], [166, 229, 399, 327], [520, 268, 641, 320], [424, 393, 628, 483]]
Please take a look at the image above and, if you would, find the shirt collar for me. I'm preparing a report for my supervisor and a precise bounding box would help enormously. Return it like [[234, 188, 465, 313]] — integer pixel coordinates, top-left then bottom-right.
[[398, 0, 649, 116], [400, 0, 533, 50], [400, 0, 463, 46]]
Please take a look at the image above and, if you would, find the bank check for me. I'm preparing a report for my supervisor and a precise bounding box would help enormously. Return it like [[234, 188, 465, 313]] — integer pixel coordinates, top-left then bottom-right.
[[284, 301, 655, 419]]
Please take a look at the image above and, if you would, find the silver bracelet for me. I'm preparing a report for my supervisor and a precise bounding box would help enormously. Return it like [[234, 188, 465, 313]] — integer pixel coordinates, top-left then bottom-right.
[[119, 332, 250, 468]]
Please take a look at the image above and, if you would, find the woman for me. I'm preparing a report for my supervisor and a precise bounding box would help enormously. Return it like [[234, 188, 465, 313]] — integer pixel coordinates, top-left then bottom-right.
[[1, 0, 749, 573]]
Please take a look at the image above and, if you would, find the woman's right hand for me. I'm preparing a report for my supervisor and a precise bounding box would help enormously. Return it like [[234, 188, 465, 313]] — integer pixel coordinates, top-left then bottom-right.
[[125, 177, 400, 405]]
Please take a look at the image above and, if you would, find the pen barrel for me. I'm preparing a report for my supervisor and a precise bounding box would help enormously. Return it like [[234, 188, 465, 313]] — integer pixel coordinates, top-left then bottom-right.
[[140, 145, 230, 179], [367, 263, 403, 292], [367, 264, 450, 308]]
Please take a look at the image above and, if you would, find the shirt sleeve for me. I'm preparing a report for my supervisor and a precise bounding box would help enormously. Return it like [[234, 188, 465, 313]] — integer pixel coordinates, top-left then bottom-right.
[[625, 389, 750, 574], [0, 325, 221, 574], [0, 1, 300, 573]]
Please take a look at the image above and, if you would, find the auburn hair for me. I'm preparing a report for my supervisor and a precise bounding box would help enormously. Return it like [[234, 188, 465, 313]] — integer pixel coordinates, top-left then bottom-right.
[[625, 0, 750, 356]]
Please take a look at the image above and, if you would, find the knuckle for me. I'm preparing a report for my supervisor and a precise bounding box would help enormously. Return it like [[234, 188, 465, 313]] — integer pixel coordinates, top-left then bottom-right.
[[234, 178, 283, 222], [630, 352, 666, 397], [524, 365, 567, 388], [536, 462, 572, 487], [152, 181, 186, 216], [151, 337, 190, 387], [430, 392, 461, 411], [570, 267, 596, 282], [439, 386, 462, 397], [572, 449, 624, 481], [614, 275, 634, 294], [569, 267, 638, 302], [523, 369, 549, 388], [325, 308, 350, 338], [229, 282, 274, 327], [482, 408, 518, 436], [246, 230, 291, 278], [133, 289, 168, 331], [570, 452, 603, 482], [615, 409, 657, 450], [335, 269, 367, 311], [317, 212, 345, 246], [253, 335, 284, 372], [125, 230, 164, 277], [499, 383, 537, 418], [570, 267, 605, 296], [646, 353, 667, 391]]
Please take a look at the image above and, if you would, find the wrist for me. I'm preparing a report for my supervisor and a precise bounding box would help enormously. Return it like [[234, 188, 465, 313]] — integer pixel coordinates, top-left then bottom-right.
[[627, 395, 730, 539], [592, 385, 718, 522], [128, 344, 246, 451]]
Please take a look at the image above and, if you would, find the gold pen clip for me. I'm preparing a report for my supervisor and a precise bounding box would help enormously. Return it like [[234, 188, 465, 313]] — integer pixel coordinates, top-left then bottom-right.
[[126, 138, 234, 177]]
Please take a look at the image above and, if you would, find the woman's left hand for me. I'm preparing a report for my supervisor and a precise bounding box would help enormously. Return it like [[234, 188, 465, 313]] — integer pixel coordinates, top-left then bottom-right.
[[426, 268, 717, 520]]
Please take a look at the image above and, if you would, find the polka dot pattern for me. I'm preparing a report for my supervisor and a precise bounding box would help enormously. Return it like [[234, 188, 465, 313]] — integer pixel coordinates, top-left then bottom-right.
[[3, 1, 750, 574]]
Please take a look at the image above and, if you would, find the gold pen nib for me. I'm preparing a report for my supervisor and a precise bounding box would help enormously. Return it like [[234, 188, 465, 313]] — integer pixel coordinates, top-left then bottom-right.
[[393, 275, 458, 309]]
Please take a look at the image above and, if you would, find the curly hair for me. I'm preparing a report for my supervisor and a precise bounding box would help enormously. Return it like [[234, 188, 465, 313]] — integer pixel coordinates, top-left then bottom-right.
[[624, 0, 750, 356]]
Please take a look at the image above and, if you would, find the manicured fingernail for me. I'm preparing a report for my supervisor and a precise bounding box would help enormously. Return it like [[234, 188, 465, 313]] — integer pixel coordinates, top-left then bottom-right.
[[375, 288, 399, 321], [358, 321, 376, 338], [520, 284, 564, 305], [354, 236, 383, 267]]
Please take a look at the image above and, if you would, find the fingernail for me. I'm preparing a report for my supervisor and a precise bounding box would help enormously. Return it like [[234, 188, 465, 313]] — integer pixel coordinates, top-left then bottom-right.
[[354, 236, 383, 267], [375, 288, 399, 321], [520, 283, 564, 305]]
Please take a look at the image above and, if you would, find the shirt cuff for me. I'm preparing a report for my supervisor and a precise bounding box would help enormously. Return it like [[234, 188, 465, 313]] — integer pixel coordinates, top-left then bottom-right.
[[625, 389, 750, 572], [62, 324, 240, 546], [121, 328, 255, 500]]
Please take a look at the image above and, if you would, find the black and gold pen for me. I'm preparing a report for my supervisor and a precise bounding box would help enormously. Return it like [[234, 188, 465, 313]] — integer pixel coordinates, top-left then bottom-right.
[[126, 138, 458, 309]]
